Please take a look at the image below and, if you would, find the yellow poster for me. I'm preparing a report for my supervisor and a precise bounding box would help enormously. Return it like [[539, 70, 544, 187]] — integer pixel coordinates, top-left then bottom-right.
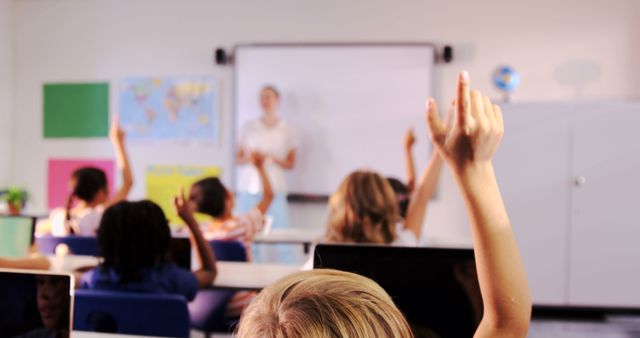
[[146, 164, 221, 226]]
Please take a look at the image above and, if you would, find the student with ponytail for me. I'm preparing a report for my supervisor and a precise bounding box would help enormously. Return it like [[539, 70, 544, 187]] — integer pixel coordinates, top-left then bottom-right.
[[43, 116, 133, 236]]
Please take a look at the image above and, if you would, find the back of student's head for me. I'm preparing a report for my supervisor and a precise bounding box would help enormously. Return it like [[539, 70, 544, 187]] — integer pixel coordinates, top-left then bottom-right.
[[97, 200, 171, 283], [326, 170, 399, 244], [236, 269, 413, 338], [70, 167, 108, 202], [386, 177, 410, 219], [189, 177, 227, 218], [65, 167, 108, 222]]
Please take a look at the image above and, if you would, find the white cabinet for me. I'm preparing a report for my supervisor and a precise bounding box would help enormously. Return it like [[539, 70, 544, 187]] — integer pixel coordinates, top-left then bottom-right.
[[495, 103, 573, 306], [569, 102, 640, 307], [494, 101, 640, 307]]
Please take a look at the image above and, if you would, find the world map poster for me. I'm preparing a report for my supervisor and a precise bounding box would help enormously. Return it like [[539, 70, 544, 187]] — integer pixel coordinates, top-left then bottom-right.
[[119, 76, 218, 141]]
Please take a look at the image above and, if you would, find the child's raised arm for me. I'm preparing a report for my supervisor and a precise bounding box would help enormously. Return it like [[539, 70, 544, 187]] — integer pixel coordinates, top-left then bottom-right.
[[404, 128, 417, 193], [403, 149, 444, 240], [174, 188, 218, 288], [107, 115, 133, 206], [403, 107, 451, 239], [251, 151, 275, 215], [426, 71, 531, 338]]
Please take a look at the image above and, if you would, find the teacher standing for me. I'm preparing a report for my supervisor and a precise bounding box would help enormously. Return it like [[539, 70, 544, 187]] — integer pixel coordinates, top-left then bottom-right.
[[236, 85, 297, 232]]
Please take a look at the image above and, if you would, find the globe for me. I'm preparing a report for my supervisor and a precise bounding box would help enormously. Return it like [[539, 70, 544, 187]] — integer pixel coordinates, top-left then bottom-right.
[[492, 66, 520, 92]]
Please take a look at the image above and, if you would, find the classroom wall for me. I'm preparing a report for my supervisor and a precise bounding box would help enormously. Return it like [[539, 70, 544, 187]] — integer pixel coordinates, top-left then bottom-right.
[[9, 0, 640, 240], [0, 0, 13, 187]]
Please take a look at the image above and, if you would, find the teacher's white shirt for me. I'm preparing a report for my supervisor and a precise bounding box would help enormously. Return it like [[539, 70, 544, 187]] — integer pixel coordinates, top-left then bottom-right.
[[238, 118, 297, 193]]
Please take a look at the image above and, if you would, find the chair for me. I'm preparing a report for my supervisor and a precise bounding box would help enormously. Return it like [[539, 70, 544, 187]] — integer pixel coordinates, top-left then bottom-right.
[[188, 240, 247, 336], [73, 289, 190, 338], [210, 239, 248, 262], [36, 235, 98, 256]]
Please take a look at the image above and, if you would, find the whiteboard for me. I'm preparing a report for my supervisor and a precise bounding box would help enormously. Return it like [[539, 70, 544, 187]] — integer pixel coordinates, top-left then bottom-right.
[[234, 44, 436, 195]]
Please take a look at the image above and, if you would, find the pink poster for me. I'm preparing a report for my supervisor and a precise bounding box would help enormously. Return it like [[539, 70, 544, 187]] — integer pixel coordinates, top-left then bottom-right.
[[47, 159, 115, 209]]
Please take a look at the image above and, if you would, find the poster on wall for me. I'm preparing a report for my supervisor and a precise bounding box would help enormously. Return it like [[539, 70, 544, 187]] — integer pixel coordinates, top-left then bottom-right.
[[47, 159, 115, 209], [119, 76, 219, 142], [146, 164, 221, 226], [43, 83, 109, 138]]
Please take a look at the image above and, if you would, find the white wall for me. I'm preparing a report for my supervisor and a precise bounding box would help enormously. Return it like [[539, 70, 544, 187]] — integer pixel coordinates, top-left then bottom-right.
[[0, 0, 13, 186], [9, 0, 640, 241]]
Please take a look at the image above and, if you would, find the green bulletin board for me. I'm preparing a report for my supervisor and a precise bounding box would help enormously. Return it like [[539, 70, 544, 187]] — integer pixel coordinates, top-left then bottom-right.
[[43, 83, 109, 138]]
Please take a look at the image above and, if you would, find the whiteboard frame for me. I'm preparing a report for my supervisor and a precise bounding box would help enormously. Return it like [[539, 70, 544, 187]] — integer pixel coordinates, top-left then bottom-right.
[[231, 42, 439, 200]]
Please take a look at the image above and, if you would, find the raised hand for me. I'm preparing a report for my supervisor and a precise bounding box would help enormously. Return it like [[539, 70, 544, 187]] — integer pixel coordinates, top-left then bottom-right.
[[426, 71, 503, 172], [109, 114, 126, 145], [173, 186, 195, 223], [404, 128, 416, 151], [249, 151, 266, 169]]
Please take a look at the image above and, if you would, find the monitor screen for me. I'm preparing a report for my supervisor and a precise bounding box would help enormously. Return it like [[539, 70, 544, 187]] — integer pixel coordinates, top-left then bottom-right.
[[0, 216, 36, 258], [314, 244, 482, 338], [0, 269, 73, 338]]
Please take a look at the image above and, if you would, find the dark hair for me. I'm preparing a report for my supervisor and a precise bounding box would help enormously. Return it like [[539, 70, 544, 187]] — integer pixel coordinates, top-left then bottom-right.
[[97, 200, 171, 284], [65, 167, 108, 229], [386, 177, 410, 218], [189, 177, 227, 218], [261, 85, 280, 98]]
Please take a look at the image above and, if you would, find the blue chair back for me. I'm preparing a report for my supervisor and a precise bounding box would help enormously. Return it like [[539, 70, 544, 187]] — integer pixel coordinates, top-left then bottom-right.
[[210, 240, 247, 262], [73, 289, 190, 338], [37, 236, 98, 256]]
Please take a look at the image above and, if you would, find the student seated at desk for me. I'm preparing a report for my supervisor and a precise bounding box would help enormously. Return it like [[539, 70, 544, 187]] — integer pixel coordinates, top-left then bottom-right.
[[299, 117, 446, 271], [187, 151, 273, 317], [237, 71, 531, 338], [39, 116, 133, 236], [188, 150, 273, 250], [80, 200, 216, 302], [324, 126, 446, 247]]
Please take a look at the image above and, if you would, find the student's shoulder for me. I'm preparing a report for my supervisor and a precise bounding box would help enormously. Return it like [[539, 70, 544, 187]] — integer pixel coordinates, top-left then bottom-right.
[[48, 207, 66, 218], [159, 263, 196, 281], [158, 263, 199, 300]]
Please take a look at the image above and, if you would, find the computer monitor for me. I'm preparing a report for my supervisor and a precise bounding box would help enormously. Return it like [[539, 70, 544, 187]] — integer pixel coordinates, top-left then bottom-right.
[[0, 269, 74, 338], [0, 216, 36, 258], [314, 244, 482, 338]]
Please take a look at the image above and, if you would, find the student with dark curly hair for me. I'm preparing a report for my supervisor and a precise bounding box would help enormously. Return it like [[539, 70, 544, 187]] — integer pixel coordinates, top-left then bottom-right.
[[80, 198, 216, 301]]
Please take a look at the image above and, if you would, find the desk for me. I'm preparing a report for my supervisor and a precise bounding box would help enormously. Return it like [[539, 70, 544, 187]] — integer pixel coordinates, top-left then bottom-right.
[[254, 228, 324, 253], [213, 261, 298, 290], [48, 255, 299, 290]]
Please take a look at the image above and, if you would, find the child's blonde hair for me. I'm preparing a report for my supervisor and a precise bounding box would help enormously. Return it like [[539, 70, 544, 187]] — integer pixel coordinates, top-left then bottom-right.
[[326, 170, 400, 244], [236, 269, 413, 338]]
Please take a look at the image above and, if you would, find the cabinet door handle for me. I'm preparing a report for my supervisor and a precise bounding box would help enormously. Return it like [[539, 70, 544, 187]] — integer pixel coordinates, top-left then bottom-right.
[[574, 176, 587, 186]]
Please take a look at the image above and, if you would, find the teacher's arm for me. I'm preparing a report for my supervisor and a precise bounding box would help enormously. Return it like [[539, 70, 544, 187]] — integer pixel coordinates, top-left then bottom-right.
[[271, 149, 296, 170]]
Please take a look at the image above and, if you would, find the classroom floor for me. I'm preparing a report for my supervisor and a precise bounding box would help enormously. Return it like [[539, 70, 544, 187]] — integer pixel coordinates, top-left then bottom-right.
[[529, 316, 640, 337]]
